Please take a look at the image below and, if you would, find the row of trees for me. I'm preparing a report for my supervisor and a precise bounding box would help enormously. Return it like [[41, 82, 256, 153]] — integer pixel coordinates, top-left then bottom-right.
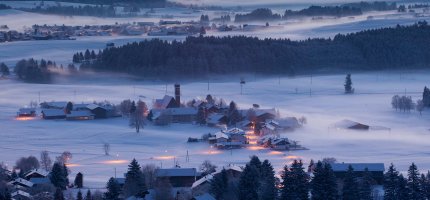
[[13, 58, 80, 83], [235, 2, 397, 22], [21, 5, 118, 17], [72, 50, 99, 63], [0, 4, 11, 10], [73, 22, 430, 79]]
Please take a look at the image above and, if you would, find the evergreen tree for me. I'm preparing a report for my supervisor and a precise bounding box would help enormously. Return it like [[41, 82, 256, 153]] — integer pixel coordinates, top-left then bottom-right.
[[210, 169, 228, 200], [311, 161, 338, 200], [423, 171, 430, 200], [0, 63, 9, 76], [77, 190, 83, 200], [104, 177, 120, 200], [3, 188, 11, 200], [85, 190, 92, 200], [123, 159, 146, 198], [228, 101, 242, 125], [398, 174, 409, 200], [249, 155, 262, 174], [259, 160, 277, 200], [196, 107, 206, 125], [50, 162, 68, 190], [280, 160, 309, 200], [359, 168, 373, 200], [74, 172, 83, 188], [238, 164, 260, 200], [384, 163, 400, 200], [54, 187, 65, 200], [342, 165, 359, 200], [423, 86, 430, 107], [345, 74, 354, 93], [407, 163, 422, 200]]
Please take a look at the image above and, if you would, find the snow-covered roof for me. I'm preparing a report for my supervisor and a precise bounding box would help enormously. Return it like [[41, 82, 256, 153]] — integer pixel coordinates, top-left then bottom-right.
[[264, 123, 276, 131], [155, 95, 175, 109], [66, 110, 94, 117], [214, 165, 243, 174], [167, 107, 198, 115], [191, 174, 213, 188], [331, 163, 385, 172], [18, 108, 35, 114], [11, 190, 31, 198], [216, 142, 243, 146], [215, 132, 229, 139], [225, 128, 245, 135], [156, 168, 197, 177], [207, 113, 226, 124], [193, 193, 215, 200], [8, 178, 34, 187], [41, 109, 65, 117], [86, 103, 100, 110], [41, 101, 68, 108], [255, 108, 276, 117], [73, 103, 89, 110], [29, 177, 50, 185], [272, 138, 289, 145], [24, 169, 48, 178]]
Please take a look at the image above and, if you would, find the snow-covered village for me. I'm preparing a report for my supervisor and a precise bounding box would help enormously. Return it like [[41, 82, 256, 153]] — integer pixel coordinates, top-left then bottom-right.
[[2, 0, 430, 200]]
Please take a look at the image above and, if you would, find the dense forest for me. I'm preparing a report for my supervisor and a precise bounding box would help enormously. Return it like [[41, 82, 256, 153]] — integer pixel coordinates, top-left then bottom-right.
[[0, 3, 11, 10], [235, 2, 397, 22], [73, 21, 430, 79]]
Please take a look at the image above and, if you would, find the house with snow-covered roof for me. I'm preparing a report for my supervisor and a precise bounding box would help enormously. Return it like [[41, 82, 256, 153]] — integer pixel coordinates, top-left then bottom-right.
[[192, 165, 243, 196], [40, 101, 68, 109], [66, 110, 95, 121], [24, 169, 48, 180], [153, 95, 177, 109], [155, 168, 201, 187], [331, 163, 385, 184], [17, 108, 36, 117], [8, 178, 34, 188], [41, 109, 66, 119], [11, 190, 31, 200]]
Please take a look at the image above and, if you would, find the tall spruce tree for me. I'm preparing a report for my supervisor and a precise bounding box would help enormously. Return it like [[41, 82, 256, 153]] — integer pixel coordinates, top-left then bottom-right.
[[345, 74, 354, 94], [50, 162, 68, 190], [77, 190, 83, 200], [54, 187, 65, 200], [259, 160, 277, 200], [104, 177, 120, 200], [281, 160, 309, 200], [85, 190, 92, 200], [123, 159, 147, 198], [407, 163, 422, 200], [423, 171, 430, 200], [210, 169, 228, 200], [249, 155, 262, 174], [384, 163, 400, 199], [342, 165, 359, 200], [238, 164, 260, 200], [311, 161, 338, 200], [423, 87, 430, 107], [398, 174, 409, 200], [359, 168, 373, 200]]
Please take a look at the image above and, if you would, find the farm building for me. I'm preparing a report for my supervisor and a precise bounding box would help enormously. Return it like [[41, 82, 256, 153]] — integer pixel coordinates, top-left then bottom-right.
[[41, 109, 66, 119], [155, 168, 201, 187], [333, 119, 370, 130], [17, 108, 36, 117], [40, 101, 68, 109], [66, 110, 95, 120], [331, 163, 385, 184]]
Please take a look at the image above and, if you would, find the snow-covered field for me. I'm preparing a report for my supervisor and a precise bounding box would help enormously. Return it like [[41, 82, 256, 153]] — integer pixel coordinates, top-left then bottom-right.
[[1, 71, 430, 188]]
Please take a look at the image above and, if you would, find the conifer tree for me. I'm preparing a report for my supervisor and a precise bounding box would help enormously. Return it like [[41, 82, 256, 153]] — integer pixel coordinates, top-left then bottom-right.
[[249, 155, 262, 174], [423, 87, 430, 107], [384, 163, 400, 199], [238, 164, 260, 200], [259, 160, 277, 200], [359, 168, 373, 200], [77, 190, 83, 200], [85, 190, 92, 200], [343, 165, 359, 200], [407, 163, 422, 200], [123, 159, 146, 198], [104, 177, 120, 200], [345, 74, 354, 94], [311, 161, 338, 200], [74, 172, 83, 188], [50, 162, 68, 190], [210, 169, 228, 200], [54, 188, 65, 200], [281, 160, 309, 200], [397, 174, 409, 200]]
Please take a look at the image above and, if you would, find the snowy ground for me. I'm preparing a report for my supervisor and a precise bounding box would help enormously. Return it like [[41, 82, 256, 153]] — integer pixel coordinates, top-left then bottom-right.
[[1, 71, 430, 188]]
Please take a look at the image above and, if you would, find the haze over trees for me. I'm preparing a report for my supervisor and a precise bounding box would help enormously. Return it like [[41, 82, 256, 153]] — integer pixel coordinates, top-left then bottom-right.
[[75, 22, 430, 79]]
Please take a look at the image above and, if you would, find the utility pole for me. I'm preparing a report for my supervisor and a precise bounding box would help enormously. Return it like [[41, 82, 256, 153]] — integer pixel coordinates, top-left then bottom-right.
[[38, 91, 40, 103], [165, 84, 167, 94], [207, 80, 210, 91], [74, 90, 76, 101]]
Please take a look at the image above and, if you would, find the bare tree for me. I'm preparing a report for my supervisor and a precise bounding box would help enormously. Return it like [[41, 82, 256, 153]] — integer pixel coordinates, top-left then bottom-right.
[[103, 143, 110, 156], [56, 151, 72, 164], [416, 99, 424, 116], [130, 100, 147, 133], [16, 156, 40, 173], [199, 160, 217, 176], [142, 164, 158, 189], [298, 116, 307, 125], [40, 151, 52, 171]]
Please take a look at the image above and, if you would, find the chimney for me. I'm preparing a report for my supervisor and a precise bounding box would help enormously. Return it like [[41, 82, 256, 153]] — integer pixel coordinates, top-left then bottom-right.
[[174, 84, 180, 107]]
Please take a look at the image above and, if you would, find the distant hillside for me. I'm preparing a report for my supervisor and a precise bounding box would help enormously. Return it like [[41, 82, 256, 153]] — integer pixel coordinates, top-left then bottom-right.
[[73, 21, 430, 79], [1, 0, 167, 8]]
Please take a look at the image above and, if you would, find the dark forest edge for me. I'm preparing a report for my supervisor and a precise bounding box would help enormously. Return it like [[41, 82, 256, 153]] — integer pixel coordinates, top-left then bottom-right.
[[6, 21, 430, 83]]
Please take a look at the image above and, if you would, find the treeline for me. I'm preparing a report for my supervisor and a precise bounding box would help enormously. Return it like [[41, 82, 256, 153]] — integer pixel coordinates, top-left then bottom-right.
[[21, 5, 117, 17], [236, 1, 397, 22], [235, 8, 282, 23], [72, 21, 430, 79], [14, 58, 78, 83], [0, 4, 11, 10], [7, 0, 167, 8]]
